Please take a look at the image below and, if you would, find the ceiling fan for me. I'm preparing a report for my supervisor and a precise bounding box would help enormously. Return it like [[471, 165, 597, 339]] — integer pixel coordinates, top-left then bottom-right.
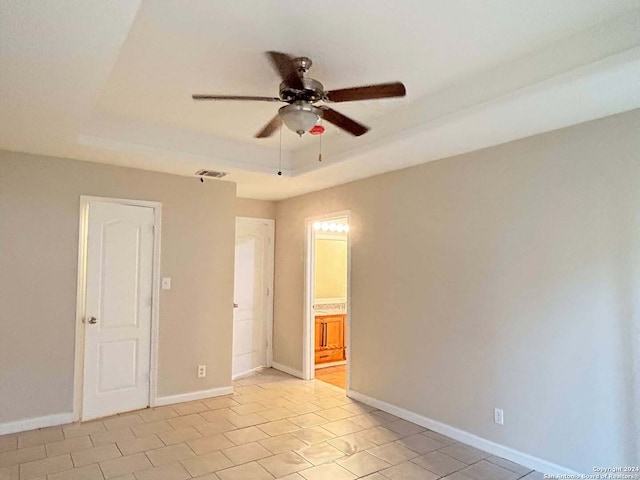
[[192, 52, 406, 138]]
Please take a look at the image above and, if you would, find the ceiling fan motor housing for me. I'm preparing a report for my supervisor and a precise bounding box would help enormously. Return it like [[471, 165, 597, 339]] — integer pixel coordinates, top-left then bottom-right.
[[279, 77, 325, 103]]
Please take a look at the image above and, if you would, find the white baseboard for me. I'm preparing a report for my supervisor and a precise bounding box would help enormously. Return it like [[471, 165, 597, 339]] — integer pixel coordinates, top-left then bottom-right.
[[271, 362, 304, 379], [347, 389, 579, 476], [233, 366, 267, 380], [0, 412, 75, 435], [154, 386, 233, 407]]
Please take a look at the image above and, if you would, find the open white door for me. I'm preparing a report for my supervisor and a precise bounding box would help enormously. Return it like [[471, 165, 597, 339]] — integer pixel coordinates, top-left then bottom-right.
[[82, 201, 155, 420], [233, 218, 274, 379]]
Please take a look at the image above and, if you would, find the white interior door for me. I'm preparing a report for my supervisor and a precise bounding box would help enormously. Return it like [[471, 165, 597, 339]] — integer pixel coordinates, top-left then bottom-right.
[[233, 218, 274, 379], [82, 202, 155, 420]]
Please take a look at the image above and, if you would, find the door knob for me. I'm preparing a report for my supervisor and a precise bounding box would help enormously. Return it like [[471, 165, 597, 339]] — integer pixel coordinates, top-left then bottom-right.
[[87, 317, 97, 324]]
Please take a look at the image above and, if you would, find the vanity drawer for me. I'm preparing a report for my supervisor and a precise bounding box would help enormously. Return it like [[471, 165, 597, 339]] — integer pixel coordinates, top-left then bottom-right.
[[315, 347, 344, 364]]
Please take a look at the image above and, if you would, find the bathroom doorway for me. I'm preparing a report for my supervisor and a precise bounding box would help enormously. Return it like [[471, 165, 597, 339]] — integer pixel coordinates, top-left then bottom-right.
[[303, 212, 351, 390]]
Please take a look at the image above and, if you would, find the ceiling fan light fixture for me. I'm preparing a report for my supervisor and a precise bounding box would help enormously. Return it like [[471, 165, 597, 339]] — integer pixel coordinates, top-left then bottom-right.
[[279, 103, 321, 136]]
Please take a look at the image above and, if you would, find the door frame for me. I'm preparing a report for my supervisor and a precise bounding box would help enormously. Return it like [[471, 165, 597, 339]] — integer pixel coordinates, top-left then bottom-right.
[[233, 217, 275, 379], [73, 196, 162, 421], [303, 210, 352, 390]]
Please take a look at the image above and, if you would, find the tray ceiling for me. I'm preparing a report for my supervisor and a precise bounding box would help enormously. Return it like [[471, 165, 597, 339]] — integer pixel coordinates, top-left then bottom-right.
[[1, 0, 639, 199]]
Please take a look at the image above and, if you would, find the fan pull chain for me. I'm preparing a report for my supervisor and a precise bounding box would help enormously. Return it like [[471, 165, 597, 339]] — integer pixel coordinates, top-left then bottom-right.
[[318, 119, 323, 162], [277, 123, 283, 176]]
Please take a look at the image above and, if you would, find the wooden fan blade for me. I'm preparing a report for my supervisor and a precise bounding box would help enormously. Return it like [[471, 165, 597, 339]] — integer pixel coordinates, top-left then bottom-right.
[[192, 94, 282, 102], [266, 51, 304, 90], [325, 82, 406, 102], [319, 106, 369, 136], [255, 115, 282, 138]]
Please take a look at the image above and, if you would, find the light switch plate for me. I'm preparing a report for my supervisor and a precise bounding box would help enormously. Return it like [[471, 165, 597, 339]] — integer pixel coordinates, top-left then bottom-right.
[[162, 277, 171, 290]]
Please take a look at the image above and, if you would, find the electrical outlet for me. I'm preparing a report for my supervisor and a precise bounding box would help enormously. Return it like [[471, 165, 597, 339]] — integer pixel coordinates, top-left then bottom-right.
[[197, 365, 206, 378], [494, 408, 504, 425]]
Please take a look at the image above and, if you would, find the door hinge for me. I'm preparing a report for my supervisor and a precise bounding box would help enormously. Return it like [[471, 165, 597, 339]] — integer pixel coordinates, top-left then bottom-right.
[[266, 287, 270, 296]]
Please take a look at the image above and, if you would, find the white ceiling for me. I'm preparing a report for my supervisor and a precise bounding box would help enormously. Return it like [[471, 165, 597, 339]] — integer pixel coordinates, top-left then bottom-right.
[[1, 1, 639, 200]]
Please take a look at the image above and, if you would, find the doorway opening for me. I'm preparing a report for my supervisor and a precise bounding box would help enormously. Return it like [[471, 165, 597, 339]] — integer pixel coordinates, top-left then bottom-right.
[[304, 212, 351, 390]]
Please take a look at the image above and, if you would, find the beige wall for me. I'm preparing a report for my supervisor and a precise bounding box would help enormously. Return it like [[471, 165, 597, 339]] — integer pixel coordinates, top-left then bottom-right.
[[0, 152, 236, 424], [273, 109, 640, 471], [314, 237, 347, 299], [235, 197, 276, 219]]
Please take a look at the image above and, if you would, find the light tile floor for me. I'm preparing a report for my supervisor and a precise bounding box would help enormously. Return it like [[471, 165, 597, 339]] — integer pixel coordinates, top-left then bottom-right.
[[0, 369, 545, 480]]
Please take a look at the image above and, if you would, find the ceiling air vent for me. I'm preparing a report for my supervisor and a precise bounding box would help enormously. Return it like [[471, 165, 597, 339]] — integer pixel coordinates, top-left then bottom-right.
[[195, 169, 228, 179]]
